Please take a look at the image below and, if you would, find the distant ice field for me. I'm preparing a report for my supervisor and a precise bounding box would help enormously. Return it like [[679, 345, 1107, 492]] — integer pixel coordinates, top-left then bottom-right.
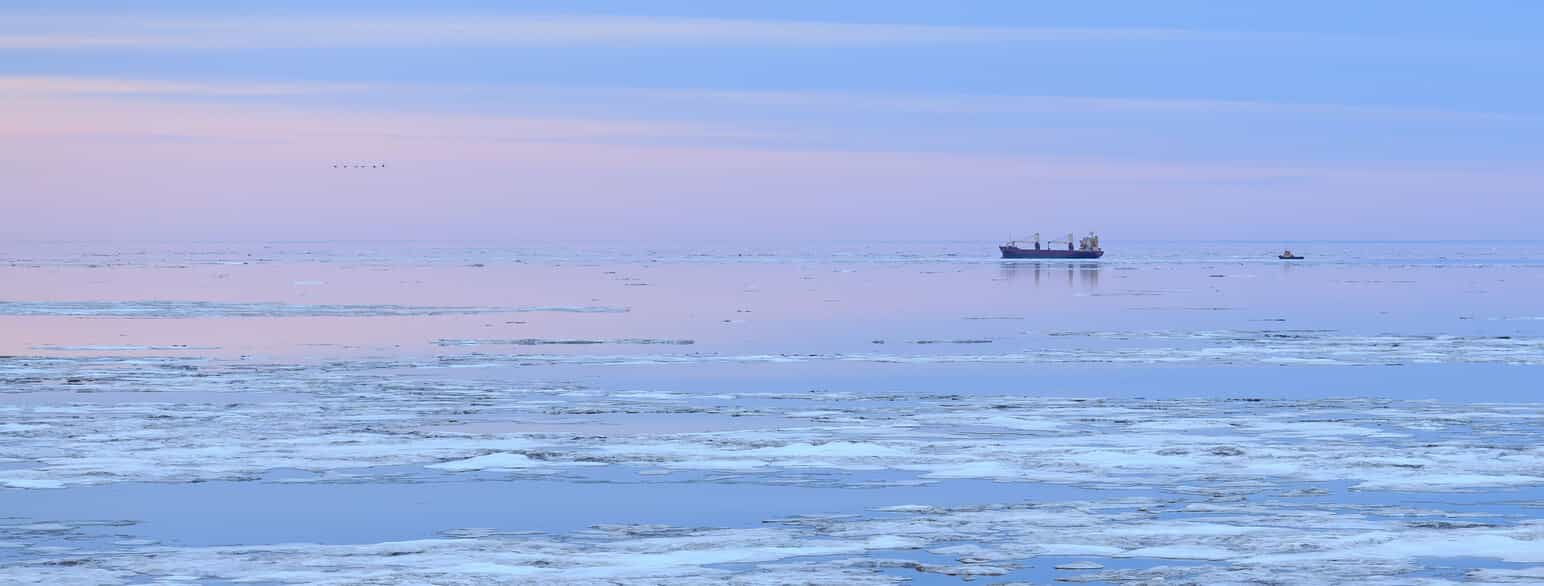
[[5, 240, 1544, 267]]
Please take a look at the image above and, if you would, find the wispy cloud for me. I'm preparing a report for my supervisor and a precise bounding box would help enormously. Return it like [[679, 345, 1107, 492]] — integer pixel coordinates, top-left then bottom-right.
[[6, 77, 1537, 183], [0, 13, 1325, 50], [611, 87, 1540, 123], [0, 88, 787, 158], [9, 76, 1526, 126], [0, 77, 368, 97]]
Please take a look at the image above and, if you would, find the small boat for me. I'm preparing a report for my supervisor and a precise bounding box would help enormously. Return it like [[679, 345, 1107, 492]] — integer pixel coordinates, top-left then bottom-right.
[[1278, 250, 1303, 260]]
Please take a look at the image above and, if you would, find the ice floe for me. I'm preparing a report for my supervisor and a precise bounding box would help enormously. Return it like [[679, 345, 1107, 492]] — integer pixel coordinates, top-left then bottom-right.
[[1, 357, 1539, 496], [427, 452, 541, 471], [3, 497, 1540, 584], [431, 327, 1544, 366]]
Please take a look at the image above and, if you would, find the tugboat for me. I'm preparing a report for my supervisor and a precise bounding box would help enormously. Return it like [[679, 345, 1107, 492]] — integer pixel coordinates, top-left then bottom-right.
[[1000, 232, 1104, 259], [1278, 249, 1304, 260]]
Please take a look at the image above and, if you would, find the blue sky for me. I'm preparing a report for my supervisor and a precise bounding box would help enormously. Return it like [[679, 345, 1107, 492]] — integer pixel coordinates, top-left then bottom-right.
[[2, 1, 1541, 240]]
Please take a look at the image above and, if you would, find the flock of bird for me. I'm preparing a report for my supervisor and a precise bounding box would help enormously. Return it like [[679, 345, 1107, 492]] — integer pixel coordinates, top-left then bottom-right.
[[332, 163, 387, 169]]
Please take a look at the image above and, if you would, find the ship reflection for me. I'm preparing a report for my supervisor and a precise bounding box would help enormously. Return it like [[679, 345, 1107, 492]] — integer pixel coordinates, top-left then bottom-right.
[[999, 261, 1100, 288]]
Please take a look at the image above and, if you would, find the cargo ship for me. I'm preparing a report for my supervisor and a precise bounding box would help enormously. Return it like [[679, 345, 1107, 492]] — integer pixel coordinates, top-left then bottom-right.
[[1000, 232, 1104, 259]]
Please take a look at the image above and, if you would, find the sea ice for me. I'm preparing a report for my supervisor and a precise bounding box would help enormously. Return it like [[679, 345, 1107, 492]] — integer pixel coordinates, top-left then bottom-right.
[[3, 352, 1541, 583]]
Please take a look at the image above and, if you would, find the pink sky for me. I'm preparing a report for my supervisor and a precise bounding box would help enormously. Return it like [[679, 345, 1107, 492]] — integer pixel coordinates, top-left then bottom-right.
[[6, 89, 1539, 241]]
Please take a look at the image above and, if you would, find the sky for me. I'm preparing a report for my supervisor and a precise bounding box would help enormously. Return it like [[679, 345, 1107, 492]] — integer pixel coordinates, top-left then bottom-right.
[[2, 1, 1542, 241]]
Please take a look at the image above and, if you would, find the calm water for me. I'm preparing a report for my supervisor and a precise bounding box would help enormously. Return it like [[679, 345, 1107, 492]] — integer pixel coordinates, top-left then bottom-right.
[[2, 241, 1541, 584]]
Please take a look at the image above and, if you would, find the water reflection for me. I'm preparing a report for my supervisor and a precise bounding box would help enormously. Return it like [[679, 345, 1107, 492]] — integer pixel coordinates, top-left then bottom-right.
[[999, 262, 1100, 288]]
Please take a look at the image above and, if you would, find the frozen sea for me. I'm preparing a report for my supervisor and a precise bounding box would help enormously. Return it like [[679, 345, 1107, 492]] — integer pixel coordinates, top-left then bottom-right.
[[1, 240, 1541, 585]]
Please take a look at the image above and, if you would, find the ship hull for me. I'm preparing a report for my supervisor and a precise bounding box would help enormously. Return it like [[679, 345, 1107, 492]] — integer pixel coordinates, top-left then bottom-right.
[[1000, 246, 1104, 259]]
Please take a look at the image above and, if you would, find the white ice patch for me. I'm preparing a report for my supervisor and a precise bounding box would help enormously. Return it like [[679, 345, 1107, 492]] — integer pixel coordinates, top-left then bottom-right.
[[427, 453, 539, 471], [0, 477, 65, 489]]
